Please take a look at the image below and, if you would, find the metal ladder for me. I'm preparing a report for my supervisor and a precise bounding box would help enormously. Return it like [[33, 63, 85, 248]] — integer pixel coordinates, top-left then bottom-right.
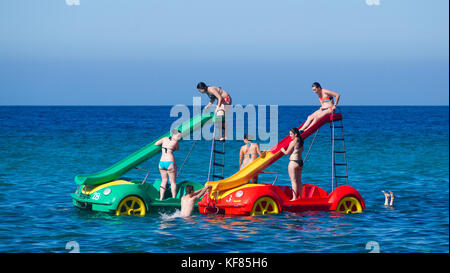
[[330, 108, 349, 191], [205, 115, 226, 211], [207, 115, 226, 182]]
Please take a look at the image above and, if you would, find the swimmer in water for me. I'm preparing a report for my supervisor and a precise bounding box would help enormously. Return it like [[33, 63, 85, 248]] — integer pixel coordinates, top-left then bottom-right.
[[155, 129, 182, 200], [180, 184, 212, 217], [382, 190, 395, 207]]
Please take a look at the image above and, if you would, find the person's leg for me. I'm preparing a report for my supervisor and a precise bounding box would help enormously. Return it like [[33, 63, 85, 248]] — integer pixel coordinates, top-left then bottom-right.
[[303, 108, 332, 132], [297, 165, 303, 199], [159, 168, 169, 200], [167, 163, 177, 198], [299, 109, 322, 131], [215, 107, 226, 140], [223, 104, 231, 140], [288, 162, 298, 200], [299, 116, 314, 131], [381, 190, 390, 206], [389, 191, 395, 207], [216, 104, 229, 140]]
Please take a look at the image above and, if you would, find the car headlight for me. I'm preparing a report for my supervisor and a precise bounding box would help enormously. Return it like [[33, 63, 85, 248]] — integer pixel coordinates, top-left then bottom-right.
[[103, 188, 111, 196]]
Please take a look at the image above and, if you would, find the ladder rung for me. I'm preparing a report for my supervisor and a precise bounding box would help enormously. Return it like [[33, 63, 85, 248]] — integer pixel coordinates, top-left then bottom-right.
[[213, 150, 225, 154], [335, 175, 348, 178], [334, 163, 347, 166], [332, 126, 343, 128], [213, 163, 224, 167], [334, 151, 346, 153], [212, 175, 224, 179], [333, 138, 345, 141]]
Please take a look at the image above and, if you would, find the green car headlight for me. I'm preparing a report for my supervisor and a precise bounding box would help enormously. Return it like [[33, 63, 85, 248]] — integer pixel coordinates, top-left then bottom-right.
[[103, 188, 111, 196]]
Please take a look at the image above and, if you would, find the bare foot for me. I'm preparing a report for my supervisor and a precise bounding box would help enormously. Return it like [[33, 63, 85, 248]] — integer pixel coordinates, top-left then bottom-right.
[[389, 191, 395, 207], [381, 190, 390, 206]]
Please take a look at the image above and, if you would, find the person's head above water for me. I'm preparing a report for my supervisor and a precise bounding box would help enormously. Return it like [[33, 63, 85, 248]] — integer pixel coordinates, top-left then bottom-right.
[[312, 82, 322, 93], [289, 128, 304, 146], [185, 185, 194, 195], [197, 82, 208, 93]]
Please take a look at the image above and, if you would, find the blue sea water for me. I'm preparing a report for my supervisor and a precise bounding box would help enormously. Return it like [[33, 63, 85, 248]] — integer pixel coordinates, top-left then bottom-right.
[[0, 106, 448, 253]]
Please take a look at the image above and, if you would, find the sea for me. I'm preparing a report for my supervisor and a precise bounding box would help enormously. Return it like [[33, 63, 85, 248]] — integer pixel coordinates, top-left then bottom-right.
[[0, 106, 448, 253]]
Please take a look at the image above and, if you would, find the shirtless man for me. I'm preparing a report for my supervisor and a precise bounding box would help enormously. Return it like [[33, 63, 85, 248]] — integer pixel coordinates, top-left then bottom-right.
[[180, 184, 212, 217], [197, 82, 232, 140]]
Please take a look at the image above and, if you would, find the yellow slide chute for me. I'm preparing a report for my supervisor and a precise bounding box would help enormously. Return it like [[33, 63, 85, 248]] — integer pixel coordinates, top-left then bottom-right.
[[205, 150, 281, 193]]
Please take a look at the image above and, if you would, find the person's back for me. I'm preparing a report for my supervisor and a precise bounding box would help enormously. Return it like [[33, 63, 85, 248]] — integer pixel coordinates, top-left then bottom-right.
[[159, 137, 178, 162], [240, 135, 262, 169], [180, 194, 196, 217], [180, 185, 212, 217], [155, 130, 181, 200]]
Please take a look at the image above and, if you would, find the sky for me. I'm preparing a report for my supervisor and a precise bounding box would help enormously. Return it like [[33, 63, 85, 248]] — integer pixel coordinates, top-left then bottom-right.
[[0, 0, 448, 105]]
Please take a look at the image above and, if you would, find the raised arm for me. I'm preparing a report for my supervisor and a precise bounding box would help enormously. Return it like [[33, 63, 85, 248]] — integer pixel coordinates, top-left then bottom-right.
[[209, 87, 223, 107], [280, 139, 296, 155], [204, 97, 216, 110], [155, 137, 167, 146], [239, 146, 244, 167], [323, 88, 340, 110], [255, 143, 262, 157], [193, 185, 212, 201]]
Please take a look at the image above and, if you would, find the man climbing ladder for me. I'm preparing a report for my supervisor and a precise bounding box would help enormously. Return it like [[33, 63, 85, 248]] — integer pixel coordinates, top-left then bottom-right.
[[196, 82, 232, 141]]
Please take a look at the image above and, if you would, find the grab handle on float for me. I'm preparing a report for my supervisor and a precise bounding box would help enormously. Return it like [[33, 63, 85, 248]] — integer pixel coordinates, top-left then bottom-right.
[[134, 167, 150, 184], [259, 171, 279, 185]]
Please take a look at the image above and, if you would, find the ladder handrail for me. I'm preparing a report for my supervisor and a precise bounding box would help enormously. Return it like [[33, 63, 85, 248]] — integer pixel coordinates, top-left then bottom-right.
[[134, 167, 150, 185], [331, 107, 349, 191], [207, 114, 227, 207], [331, 117, 335, 191], [259, 171, 280, 185], [340, 118, 349, 185], [207, 119, 217, 181], [303, 128, 319, 166], [177, 140, 197, 178]]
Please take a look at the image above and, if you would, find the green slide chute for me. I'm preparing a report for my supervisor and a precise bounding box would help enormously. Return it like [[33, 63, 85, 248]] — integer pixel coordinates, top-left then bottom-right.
[[74, 113, 215, 186]]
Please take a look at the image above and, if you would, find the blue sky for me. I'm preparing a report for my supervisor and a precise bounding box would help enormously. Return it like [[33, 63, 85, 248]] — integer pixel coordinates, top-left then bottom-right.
[[0, 0, 448, 105]]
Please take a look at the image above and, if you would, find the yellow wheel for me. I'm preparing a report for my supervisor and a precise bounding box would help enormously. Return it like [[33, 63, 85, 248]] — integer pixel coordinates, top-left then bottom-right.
[[250, 197, 279, 216], [115, 196, 146, 216], [336, 196, 362, 214]]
